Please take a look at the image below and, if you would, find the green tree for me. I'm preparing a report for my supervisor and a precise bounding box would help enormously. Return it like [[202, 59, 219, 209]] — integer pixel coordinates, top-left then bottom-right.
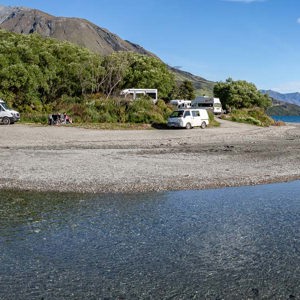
[[176, 80, 195, 100], [120, 52, 175, 100], [213, 78, 272, 110]]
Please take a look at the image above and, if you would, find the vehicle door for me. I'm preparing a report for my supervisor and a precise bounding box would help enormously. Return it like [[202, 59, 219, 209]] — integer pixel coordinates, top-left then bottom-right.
[[183, 110, 192, 127], [191, 110, 201, 126], [0, 105, 4, 118]]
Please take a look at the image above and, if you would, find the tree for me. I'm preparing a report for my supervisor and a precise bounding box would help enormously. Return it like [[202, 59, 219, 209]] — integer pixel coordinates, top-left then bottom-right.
[[101, 52, 130, 98], [176, 80, 195, 100], [213, 78, 272, 110], [120, 52, 175, 100]]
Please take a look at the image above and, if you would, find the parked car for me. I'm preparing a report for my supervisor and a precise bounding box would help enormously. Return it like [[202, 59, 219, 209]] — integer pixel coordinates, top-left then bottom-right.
[[167, 108, 209, 129], [0, 99, 20, 125]]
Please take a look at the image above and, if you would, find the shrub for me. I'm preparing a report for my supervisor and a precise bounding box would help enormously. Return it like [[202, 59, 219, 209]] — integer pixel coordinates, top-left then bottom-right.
[[20, 113, 48, 124], [207, 110, 220, 127], [273, 120, 286, 126], [228, 108, 274, 127]]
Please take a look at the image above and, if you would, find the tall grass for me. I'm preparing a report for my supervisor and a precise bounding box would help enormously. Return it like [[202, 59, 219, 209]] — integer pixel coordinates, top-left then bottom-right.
[[222, 108, 275, 127]]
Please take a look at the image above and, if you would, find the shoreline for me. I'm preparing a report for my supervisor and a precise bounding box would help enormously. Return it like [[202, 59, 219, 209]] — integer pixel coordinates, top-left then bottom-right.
[[1, 119, 300, 194], [1, 175, 300, 195]]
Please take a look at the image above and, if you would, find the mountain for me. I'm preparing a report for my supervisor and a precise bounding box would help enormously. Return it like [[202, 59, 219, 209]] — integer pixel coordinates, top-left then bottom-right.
[[0, 5, 213, 95], [266, 101, 300, 116], [261, 90, 300, 106], [0, 5, 154, 56], [261, 90, 300, 116]]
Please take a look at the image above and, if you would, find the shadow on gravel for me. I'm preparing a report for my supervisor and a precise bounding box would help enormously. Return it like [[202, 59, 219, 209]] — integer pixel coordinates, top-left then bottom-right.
[[151, 123, 184, 130]]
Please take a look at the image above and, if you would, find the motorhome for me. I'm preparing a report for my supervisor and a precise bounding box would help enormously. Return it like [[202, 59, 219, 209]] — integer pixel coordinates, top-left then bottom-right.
[[167, 108, 209, 129], [169, 99, 191, 109], [191, 96, 222, 114], [0, 99, 20, 125], [120, 88, 158, 103]]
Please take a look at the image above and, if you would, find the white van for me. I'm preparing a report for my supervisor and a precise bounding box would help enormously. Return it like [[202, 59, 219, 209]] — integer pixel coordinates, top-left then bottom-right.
[[167, 108, 209, 129], [0, 99, 20, 125], [191, 96, 222, 114]]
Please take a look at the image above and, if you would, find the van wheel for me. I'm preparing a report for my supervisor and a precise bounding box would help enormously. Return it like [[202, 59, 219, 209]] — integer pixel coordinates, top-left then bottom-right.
[[201, 121, 206, 129], [2, 117, 10, 125], [186, 122, 192, 129]]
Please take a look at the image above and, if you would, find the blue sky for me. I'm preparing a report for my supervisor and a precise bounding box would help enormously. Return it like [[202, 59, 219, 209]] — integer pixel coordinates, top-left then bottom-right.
[[1, 0, 300, 92]]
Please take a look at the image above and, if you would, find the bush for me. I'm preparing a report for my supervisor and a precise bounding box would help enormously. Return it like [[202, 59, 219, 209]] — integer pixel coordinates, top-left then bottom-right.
[[228, 108, 274, 127], [208, 110, 220, 127], [127, 98, 163, 123], [20, 113, 48, 124], [273, 120, 286, 126]]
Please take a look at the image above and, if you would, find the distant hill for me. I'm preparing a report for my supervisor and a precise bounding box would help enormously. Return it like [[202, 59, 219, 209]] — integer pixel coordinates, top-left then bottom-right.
[[261, 90, 300, 106], [262, 92, 300, 116], [267, 101, 300, 116], [170, 67, 214, 96], [0, 5, 214, 95]]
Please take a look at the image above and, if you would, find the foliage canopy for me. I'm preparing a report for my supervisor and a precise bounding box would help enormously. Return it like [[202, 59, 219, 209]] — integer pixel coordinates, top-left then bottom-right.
[[0, 30, 176, 114], [213, 78, 272, 110]]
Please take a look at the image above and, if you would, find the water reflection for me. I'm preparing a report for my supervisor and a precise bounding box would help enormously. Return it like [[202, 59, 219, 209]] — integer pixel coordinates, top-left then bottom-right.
[[1, 181, 300, 299]]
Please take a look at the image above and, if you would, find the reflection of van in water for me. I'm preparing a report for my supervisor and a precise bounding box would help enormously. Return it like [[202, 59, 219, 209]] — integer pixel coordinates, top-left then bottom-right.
[[0, 99, 20, 125], [167, 108, 209, 129], [191, 96, 222, 114]]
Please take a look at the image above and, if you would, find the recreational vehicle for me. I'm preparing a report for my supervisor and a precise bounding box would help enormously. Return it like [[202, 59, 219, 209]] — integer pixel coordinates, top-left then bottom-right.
[[0, 99, 20, 125], [169, 99, 191, 109], [191, 96, 222, 114], [120, 88, 158, 103]]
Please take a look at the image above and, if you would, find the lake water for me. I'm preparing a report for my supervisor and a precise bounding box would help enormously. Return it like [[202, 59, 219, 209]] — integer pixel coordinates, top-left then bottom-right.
[[1, 181, 300, 299], [271, 115, 300, 123]]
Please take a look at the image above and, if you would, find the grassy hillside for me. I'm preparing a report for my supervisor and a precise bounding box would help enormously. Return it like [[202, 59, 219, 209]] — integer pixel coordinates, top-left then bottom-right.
[[170, 67, 214, 97]]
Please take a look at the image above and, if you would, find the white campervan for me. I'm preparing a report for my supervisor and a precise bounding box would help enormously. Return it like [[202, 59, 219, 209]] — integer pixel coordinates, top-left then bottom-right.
[[0, 99, 20, 125], [191, 96, 222, 114], [120, 88, 158, 103], [169, 99, 191, 109], [167, 108, 209, 129]]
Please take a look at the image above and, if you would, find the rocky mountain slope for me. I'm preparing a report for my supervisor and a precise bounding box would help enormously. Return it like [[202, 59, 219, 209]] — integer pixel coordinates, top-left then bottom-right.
[[0, 5, 213, 95], [0, 5, 153, 56]]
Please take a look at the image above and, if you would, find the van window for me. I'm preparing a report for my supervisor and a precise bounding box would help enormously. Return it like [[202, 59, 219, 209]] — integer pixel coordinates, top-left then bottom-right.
[[184, 111, 191, 118], [169, 110, 184, 118], [197, 103, 213, 108], [192, 110, 200, 117]]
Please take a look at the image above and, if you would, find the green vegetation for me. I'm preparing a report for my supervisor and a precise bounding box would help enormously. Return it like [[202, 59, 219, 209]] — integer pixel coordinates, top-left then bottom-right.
[[0, 29, 177, 124], [267, 102, 300, 116], [208, 110, 220, 127], [0, 30, 275, 128], [214, 78, 273, 126], [222, 108, 275, 127], [172, 80, 196, 100], [214, 78, 272, 111]]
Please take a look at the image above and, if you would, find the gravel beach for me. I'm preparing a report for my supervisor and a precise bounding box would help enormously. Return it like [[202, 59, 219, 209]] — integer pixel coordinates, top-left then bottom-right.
[[1, 119, 300, 193]]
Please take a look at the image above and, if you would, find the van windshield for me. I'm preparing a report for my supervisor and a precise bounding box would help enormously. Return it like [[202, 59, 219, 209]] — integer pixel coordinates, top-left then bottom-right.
[[169, 110, 184, 118], [0, 102, 9, 110]]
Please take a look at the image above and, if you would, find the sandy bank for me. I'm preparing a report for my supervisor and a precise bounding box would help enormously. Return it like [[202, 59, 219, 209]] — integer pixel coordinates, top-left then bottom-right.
[[1, 119, 300, 193]]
